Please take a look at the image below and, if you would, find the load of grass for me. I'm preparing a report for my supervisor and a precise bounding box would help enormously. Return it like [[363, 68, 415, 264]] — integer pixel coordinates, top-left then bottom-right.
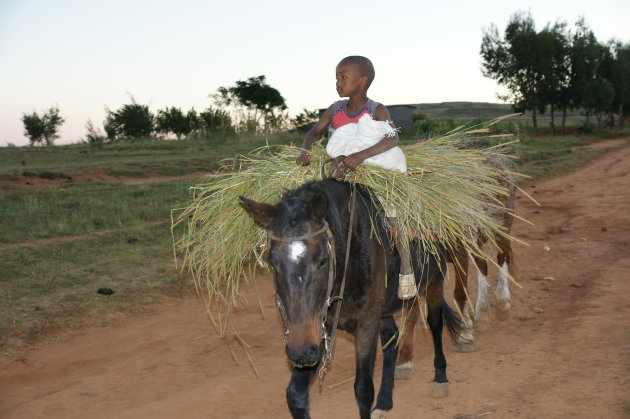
[[173, 117, 523, 333]]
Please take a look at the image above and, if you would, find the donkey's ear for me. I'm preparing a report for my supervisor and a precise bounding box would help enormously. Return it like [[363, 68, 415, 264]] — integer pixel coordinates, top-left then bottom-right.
[[309, 189, 328, 220], [239, 196, 278, 229]]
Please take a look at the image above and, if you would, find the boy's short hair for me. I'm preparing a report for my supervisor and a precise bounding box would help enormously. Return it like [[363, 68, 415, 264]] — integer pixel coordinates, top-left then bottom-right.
[[340, 56, 375, 87]]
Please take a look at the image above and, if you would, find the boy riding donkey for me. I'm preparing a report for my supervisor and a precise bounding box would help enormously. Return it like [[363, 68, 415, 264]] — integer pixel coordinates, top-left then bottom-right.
[[296, 55, 416, 300]]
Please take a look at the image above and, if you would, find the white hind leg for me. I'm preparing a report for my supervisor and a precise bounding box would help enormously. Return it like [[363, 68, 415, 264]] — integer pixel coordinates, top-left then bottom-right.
[[474, 269, 490, 329], [456, 300, 475, 352], [495, 261, 511, 320]]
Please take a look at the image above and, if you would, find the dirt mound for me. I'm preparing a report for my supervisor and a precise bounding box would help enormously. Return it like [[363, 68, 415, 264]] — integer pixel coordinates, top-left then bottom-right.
[[2, 140, 630, 418]]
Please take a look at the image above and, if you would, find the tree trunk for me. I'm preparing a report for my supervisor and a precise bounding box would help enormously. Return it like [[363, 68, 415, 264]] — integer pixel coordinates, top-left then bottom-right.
[[620, 103, 625, 128], [561, 106, 567, 133], [550, 104, 556, 135], [532, 107, 538, 133], [609, 112, 615, 128]]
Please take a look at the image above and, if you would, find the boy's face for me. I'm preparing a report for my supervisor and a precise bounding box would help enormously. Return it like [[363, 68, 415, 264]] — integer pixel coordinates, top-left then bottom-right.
[[335, 60, 367, 97]]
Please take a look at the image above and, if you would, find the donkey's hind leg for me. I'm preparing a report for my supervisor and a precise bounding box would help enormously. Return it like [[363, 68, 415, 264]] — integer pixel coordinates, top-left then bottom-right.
[[372, 316, 399, 417], [473, 255, 490, 330], [452, 251, 475, 352], [394, 301, 419, 380], [426, 279, 454, 398], [495, 236, 514, 320]]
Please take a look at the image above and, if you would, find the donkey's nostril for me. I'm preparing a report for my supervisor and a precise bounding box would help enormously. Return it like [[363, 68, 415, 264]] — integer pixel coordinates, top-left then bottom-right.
[[303, 343, 319, 361], [286, 343, 320, 366]]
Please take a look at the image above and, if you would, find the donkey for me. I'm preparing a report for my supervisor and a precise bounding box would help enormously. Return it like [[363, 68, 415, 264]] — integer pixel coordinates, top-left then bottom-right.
[[394, 162, 517, 380], [451, 172, 517, 352], [240, 179, 461, 419]]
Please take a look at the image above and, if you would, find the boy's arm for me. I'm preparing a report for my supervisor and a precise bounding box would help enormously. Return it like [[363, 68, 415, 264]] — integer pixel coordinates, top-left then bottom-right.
[[342, 104, 400, 170], [296, 106, 333, 166]]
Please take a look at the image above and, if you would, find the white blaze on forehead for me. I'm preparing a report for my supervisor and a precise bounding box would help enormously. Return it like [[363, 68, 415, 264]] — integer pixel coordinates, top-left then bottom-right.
[[287, 241, 307, 262]]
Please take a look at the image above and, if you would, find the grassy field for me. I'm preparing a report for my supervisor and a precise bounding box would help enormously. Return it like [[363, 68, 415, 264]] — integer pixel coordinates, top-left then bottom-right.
[[0, 132, 297, 180], [0, 179, 196, 243], [0, 128, 628, 355], [411, 101, 585, 128]]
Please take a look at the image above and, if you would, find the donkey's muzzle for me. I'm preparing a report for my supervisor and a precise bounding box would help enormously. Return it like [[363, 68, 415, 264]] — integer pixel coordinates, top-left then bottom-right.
[[286, 343, 320, 368]]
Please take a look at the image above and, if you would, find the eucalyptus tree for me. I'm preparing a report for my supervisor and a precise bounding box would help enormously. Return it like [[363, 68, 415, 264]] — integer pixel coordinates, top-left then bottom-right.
[[603, 41, 630, 127], [481, 12, 552, 132], [540, 22, 572, 133], [567, 19, 609, 123]]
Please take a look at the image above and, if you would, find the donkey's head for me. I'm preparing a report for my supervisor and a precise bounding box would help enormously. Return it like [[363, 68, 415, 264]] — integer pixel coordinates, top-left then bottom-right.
[[240, 185, 336, 367]]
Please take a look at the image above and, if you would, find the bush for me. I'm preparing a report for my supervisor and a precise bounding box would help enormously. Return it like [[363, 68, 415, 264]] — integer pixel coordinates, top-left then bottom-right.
[[578, 121, 596, 134], [104, 99, 154, 140], [85, 119, 107, 144]]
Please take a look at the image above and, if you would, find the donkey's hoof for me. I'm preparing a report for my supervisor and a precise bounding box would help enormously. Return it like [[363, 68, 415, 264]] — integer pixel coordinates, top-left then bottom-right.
[[456, 341, 475, 353], [371, 408, 387, 419], [432, 381, 450, 398], [474, 309, 490, 331], [495, 299, 511, 320], [475, 319, 490, 331], [495, 308, 510, 321], [394, 362, 413, 380]]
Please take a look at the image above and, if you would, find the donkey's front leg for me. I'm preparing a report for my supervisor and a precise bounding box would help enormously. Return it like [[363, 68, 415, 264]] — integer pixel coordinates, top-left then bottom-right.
[[354, 325, 379, 419], [372, 316, 399, 418], [286, 366, 317, 419]]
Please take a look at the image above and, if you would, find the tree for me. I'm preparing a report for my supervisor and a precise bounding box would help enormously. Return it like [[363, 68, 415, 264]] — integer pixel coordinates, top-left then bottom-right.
[[291, 108, 320, 132], [539, 22, 571, 134], [585, 78, 614, 127], [185, 109, 202, 134], [21, 106, 65, 146], [567, 19, 608, 123], [21, 112, 45, 145], [84, 118, 107, 144], [481, 12, 551, 132], [104, 98, 154, 140], [604, 42, 630, 127], [156, 107, 190, 139], [212, 75, 287, 132], [199, 106, 233, 134]]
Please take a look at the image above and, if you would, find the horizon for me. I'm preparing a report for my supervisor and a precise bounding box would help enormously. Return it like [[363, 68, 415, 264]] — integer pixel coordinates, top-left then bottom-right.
[[1, 0, 629, 146]]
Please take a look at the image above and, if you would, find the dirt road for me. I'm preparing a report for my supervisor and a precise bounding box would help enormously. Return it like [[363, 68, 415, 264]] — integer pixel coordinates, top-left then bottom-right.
[[2, 139, 629, 418]]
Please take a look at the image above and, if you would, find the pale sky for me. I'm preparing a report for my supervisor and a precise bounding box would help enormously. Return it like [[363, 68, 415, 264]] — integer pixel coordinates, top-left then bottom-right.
[[1, 0, 629, 146]]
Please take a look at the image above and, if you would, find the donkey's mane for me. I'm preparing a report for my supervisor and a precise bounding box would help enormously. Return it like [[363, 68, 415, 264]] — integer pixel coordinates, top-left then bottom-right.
[[278, 179, 387, 262], [279, 180, 346, 239]]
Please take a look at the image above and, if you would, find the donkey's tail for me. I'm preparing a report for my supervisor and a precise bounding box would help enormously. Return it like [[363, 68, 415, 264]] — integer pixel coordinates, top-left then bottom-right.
[[442, 300, 464, 345]]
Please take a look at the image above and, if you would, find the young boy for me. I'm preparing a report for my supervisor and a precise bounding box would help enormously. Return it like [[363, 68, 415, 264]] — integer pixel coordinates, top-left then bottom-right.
[[296, 55, 417, 300]]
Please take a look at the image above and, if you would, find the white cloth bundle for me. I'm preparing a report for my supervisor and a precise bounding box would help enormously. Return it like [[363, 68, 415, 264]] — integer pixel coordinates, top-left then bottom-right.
[[326, 114, 407, 173]]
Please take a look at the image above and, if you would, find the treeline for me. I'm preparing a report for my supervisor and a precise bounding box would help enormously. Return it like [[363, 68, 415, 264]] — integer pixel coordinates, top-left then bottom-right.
[[21, 75, 320, 146], [19, 13, 630, 146], [481, 12, 630, 133]]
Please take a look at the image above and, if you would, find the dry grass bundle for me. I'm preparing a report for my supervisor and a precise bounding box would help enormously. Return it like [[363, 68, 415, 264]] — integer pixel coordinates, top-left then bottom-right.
[[172, 117, 522, 333]]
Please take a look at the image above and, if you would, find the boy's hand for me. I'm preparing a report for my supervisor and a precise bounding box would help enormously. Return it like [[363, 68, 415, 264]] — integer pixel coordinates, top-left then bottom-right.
[[296, 152, 311, 166], [343, 152, 366, 170]]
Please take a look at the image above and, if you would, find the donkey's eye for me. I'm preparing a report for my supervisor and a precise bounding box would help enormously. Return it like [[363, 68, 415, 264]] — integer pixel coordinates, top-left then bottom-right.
[[317, 257, 329, 270]]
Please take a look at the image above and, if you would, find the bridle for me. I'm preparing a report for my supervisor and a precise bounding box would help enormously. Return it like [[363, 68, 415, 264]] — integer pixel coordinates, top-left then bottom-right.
[[267, 184, 356, 386], [268, 221, 337, 358]]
